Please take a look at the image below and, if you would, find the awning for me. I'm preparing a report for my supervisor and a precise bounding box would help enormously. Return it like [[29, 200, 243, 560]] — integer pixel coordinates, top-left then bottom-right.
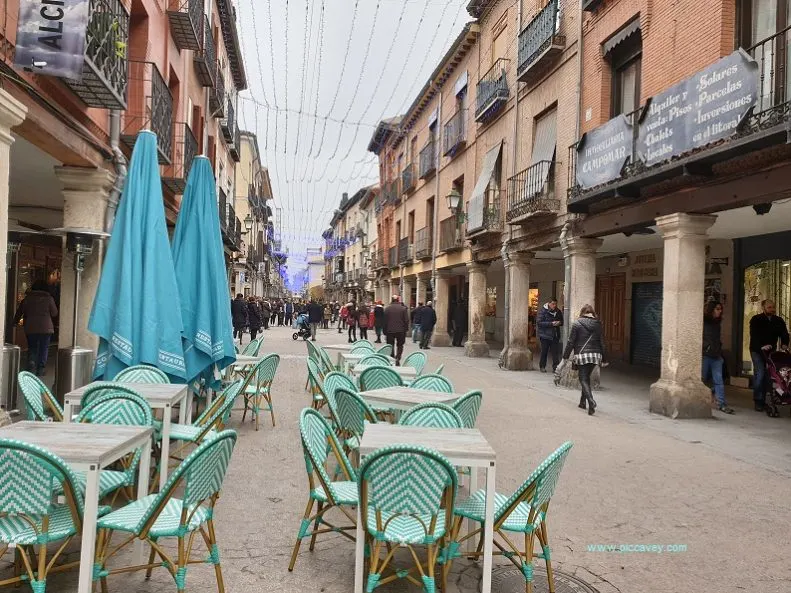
[[603, 17, 641, 56], [526, 109, 557, 195], [467, 141, 502, 231]]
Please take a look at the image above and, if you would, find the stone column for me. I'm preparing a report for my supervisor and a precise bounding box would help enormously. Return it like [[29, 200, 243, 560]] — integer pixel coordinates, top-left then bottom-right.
[[561, 235, 603, 325], [54, 166, 116, 352], [0, 90, 26, 402], [403, 277, 415, 308], [415, 274, 427, 306], [650, 213, 716, 419], [465, 262, 489, 357], [431, 271, 452, 347], [504, 251, 534, 369]]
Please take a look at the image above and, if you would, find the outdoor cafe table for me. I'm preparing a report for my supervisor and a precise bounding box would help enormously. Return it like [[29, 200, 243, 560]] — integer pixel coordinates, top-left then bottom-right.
[[356, 423, 497, 593], [230, 354, 265, 367], [0, 421, 153, 593], [64, 382, 190, 491], [322, 343, 355, 367], [358, 386, 460, 418], [349, 364, 418, 381], [339, 352, 395, 372]]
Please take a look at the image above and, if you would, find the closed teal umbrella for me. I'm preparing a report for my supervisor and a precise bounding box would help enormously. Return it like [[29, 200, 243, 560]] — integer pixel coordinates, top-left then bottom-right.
[[89, 131, 188, 380], [172, 156, 236, 384]]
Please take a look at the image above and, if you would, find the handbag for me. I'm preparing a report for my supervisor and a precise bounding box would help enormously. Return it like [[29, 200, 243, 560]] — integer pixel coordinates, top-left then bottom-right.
[[571, 334, 593, 371]]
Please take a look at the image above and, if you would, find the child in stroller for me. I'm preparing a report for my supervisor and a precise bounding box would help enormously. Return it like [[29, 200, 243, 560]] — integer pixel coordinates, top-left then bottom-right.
[[292, 312, 311, 341], [764, 349, 791, 417]]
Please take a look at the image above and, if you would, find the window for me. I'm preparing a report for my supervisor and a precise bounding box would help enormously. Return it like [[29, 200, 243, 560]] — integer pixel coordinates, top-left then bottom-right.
[[604, 19, 642, 117], [740, 0, 791, 110], [492, 17, 508, 65], [613, 57, 641, 116]]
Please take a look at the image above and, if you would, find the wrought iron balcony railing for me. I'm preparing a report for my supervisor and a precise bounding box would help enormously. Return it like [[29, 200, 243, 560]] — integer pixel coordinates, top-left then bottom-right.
[[467, 188, 504, 236], [419, 140, 437, 179], [376, 249, 387, 269], [443, 109, 467, 157], [194, 18, 217, 87], [167, 0, 202, 50], [415, 227, 433, 260], [63, 0, 129, 110], [517, 0, 565, 85], [475, 58, 510, 122], [121, 61, 173, 164], [388, 246, 398, 269], [221, 97, 235, 143], [209, 67, 226, 116], [219, 190, 227, 232], [439, 216, 464, 252], [398, 237, 411, 264], [401, 164, 417, 194], [507, 161, 559, 223], [230, 124, 241, 162], [162, 122, 198, 194]]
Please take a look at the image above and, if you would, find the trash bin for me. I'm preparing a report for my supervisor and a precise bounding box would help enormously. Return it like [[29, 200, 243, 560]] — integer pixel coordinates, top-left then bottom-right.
[[55, 347, 94, 405], [0, 344, 20, 412]]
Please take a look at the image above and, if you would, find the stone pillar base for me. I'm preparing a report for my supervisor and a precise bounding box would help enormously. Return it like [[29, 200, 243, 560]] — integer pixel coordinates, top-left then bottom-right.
[[504, 347, 533, 371], [431, 332, 452, 347], [464, 341, 489, 358], [649, 378, 712, 419]]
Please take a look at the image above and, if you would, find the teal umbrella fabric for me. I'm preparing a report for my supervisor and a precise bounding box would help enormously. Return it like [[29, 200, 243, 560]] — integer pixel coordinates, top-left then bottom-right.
[[89, 131, 188, 380], [171, 156, 236, 384]]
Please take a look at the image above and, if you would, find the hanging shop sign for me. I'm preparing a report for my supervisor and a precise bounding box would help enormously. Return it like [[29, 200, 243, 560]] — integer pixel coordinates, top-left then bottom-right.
[[14, 0, 91, 80], [638, 49, 759, 166], [575, 113, 633, 189]]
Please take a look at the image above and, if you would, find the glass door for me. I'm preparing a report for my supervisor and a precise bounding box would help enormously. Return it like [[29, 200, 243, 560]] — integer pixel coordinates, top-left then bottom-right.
[[741, 259, 791, 373]]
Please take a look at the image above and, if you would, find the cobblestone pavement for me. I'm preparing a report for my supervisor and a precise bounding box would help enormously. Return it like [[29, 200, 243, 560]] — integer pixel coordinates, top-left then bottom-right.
[[41, 325, 791, 592]]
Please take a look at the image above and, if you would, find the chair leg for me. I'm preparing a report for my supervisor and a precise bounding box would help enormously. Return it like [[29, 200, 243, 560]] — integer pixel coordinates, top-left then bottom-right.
[[524, 533, 536, 593], [254, 395, 261, 431], [538, 523, 555, 593], [289, 498, 315, 571], [267, 393, 276, 427], [145, 544, 157, 579], [309, 502, 324, 551], [241, 395, 249, 424], [206, 519, 226, 593]]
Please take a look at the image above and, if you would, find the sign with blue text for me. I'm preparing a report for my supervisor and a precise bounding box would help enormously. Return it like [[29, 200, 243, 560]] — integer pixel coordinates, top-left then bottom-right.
[[575, 114, 633, 189]]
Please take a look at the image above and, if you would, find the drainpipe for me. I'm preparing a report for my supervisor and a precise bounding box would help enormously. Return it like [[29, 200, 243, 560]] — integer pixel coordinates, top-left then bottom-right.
[[560, 221, 572, 344], [430, 82, 442, 302], [104, 110, 128, 233]]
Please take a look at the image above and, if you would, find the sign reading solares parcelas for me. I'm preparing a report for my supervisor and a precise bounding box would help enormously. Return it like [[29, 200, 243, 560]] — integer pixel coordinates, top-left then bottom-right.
[[638, 49, 759, 166], [575, 114, 633, 189], [14, 0, 91, 80]]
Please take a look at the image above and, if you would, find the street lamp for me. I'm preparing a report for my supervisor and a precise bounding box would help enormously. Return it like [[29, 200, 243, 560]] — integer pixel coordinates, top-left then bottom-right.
[[446, 187, 462, 214], [243, 214, 253, 233]]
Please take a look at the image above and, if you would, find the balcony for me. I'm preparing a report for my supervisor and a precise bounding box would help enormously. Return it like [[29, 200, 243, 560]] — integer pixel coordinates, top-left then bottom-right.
[[466, 188, 503, 237], [419, 141, 437, 179], [388, 247, 398, 269], [221, 98, 235, 143], [63, 0, 129, 110], [121, 61, 173, 164], [376, 248, 387, 270], [229, 124, 241, 162], [439, 216, 464, 252], [398, 237, 411, 265], [162, 123, 198, 194], [209, 67, 226, 117], [507, 161, 560, 223], [223, 201, 241, 250], [475, 59, 510, 123], [415, 227, 433, 260], [517, 0, 565, 85], [218, 190, 227, 233], [194, 19, 217, 88], [443, 109, 467, 157], [167, 0, 202, 50], [401, 164, 417, 194]]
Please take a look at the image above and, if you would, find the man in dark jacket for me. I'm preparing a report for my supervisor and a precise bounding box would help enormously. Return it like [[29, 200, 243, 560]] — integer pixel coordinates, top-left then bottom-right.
[[749, 299, 790, 411], [230, 294, 248, 344], [384, 295, 410, 365], [373, 301, 385, 343], [419, 301, 437, 350], [411, 302, 424, 343], [285, 301, 294, 326], [261, 300, 271, 330], [247, 297, 263, 342], [307, 300, 324, 341], [14, 280, 58, 375], [537, 297, 564, 373], [452, 298, 468, 347]]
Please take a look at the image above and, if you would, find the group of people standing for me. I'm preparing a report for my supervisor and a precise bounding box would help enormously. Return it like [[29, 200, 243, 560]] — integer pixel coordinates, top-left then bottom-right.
[[231, 294, 314, 344]]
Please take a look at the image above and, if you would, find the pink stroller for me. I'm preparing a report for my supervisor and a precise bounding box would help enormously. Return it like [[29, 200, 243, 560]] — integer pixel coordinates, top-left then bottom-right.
[[764, 350, 791, 417]]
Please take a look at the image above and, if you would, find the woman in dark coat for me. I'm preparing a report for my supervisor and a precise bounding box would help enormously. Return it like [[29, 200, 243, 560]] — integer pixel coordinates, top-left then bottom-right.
[[561, 304, 605, 415], [703, 300, 733, 414], [346, 302, 358, 343], [14, 280, 58, 376], [231, 293, 248, 344], [247, 297, 263, 342]]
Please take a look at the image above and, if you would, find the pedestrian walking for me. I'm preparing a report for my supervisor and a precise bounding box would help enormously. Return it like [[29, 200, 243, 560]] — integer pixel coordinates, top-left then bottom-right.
[[269, 300, 278, 328], [748, 299, 790, 411], [247, 297, 263, 342], [13, 280, 58, 376], [339, 303, 349, 334], [537, 297, 564, 373], [307, 299, 323, 341], [373, 300, 385, 343], [358, 301, 370, 341], [231, 293, 248, 344], [332, 301, 340, 326], [419, 301, 437, 350], [322, 303, 332, 329], [384, 295, 410, 365], [452, 298, 468, 347], [703, 300, 734, 414], [277, 302, 285, 326], [560, 304, 605, 415], [261, 299, 271, 330], [411, 302, 424, 343], [346, 302, 358, 342], [285, 300, 294, 326]]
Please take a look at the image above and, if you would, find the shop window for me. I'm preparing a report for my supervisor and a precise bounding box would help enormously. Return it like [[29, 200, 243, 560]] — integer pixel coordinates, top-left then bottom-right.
[[604, 19, 642, 117], [741, 259, 791, 374]]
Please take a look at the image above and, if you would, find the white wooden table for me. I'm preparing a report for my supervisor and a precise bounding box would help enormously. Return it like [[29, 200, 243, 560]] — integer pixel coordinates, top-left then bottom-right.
[[0, 421, 153, 593], [322, 343, 355, 367], [230, 354, 264, 367], [64, 382, 189, 490], [358, 386, 460, 412], [350, 364, 418, 380], [339, 352, 394, 372], [356, 424, 496, 593]]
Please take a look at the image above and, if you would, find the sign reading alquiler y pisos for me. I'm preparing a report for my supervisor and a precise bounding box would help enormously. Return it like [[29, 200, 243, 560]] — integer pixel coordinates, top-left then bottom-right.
[[14, 0, 91, 80], [638, 49, 759, 166], [575, 113, 633, 189]]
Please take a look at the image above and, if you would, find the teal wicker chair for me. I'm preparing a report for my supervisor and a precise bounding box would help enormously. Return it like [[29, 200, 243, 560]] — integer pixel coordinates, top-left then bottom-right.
[[0, 438, 85, 592], [79, 382, 144, 410], [93, 431, 238, 593], [166, 380, 244, 449], [452, 390, 483, 429], [306, 358, 326, 409], [358, 354, 392, 367], [241, 338, 263, 356], [241, 354, 280, 430], [359, 366, 403, 391], [402, 351, 427, 375], [18, 370, 63, 421], [288, 409, 358, 571], [376, 344, 393, 357], [359, 444, 457, 593], [335, 388, 378, 451], [317, 346, 338, 374], [322, 372, 357, 427], [447, 442, 574, 593], [113, 364, 170, 383], [350, 341, 375, 354], [434, 364, 445, 375], [76, 391, 154, 501], [410, 374, 454, 393], [399, 402, 463, 429]]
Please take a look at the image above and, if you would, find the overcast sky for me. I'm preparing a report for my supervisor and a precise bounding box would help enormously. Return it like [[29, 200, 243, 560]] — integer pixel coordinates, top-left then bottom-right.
[[234, 0, 471, 288]]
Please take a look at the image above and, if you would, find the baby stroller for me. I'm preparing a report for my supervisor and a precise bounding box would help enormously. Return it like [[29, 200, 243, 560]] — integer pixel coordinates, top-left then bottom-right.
[[292, 313, 311, 341], [764, 350, 791, 417]]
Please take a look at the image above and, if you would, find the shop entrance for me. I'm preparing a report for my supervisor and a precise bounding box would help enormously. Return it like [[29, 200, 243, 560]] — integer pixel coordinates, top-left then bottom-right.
[[596, 273, 626, 360], [631, 281, 663, 367]]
